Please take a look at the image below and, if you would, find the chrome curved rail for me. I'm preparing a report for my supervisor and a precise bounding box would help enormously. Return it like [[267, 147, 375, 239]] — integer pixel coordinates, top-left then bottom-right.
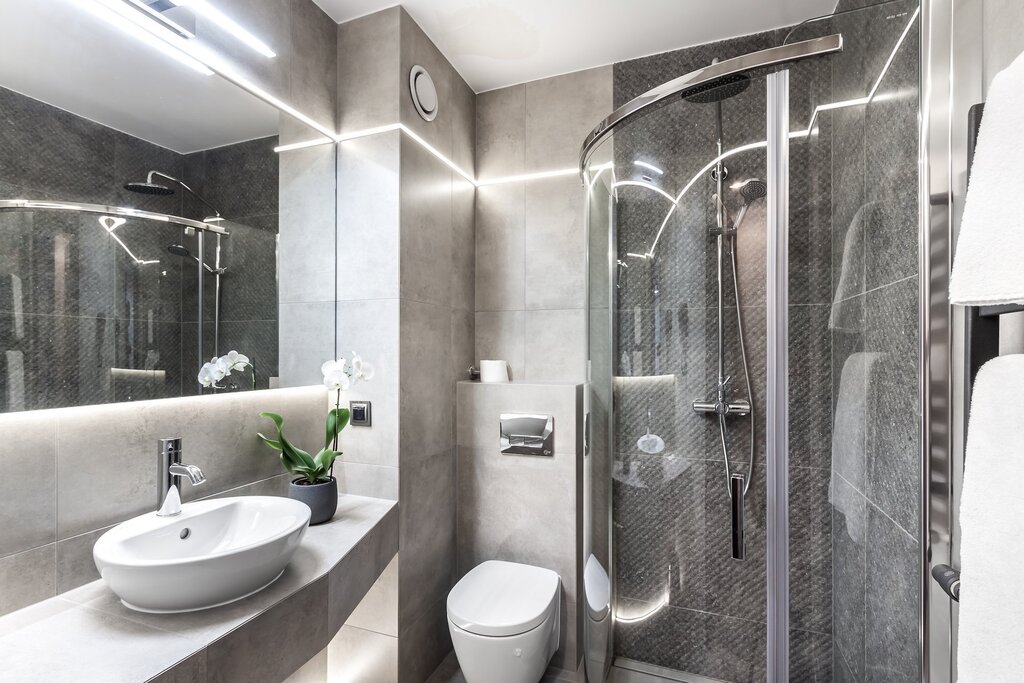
[[578, 34, 843, 174], [0, 199, 229, 234]]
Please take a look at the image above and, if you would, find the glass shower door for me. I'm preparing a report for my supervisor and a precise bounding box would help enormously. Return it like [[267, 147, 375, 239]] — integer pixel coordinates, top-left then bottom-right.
[[584, 65, 773, 682]]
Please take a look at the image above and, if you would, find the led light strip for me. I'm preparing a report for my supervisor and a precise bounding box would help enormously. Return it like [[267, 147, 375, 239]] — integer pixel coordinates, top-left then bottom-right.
[[274, 123, 579, 189], [170, 0, 276, 58]]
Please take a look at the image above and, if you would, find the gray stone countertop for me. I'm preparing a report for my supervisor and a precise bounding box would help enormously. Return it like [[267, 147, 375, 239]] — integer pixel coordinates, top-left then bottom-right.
[[0, 494, 399, 683]]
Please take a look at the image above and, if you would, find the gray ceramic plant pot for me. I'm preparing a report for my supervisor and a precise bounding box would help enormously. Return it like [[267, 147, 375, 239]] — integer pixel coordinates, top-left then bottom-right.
[[288, 477, 338, 525]]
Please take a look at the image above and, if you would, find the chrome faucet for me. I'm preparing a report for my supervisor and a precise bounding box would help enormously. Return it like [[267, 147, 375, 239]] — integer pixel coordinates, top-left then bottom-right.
[[157, 437, 206, 517]]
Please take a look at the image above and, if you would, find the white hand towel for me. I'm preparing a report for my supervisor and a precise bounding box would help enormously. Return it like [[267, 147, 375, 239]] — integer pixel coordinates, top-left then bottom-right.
[[958, 354, 1024, 681], [950, 49, 1024, 304]]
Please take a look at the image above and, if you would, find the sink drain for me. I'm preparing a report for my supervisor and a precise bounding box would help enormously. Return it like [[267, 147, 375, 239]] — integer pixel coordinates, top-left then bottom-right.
[[179, 528, 191, 540]]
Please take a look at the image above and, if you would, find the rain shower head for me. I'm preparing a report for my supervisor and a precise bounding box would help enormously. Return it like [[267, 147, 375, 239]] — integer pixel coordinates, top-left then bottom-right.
[[682, 73, 751, 103], [166, 243, 191, 257], [125, 181, 174, 196]]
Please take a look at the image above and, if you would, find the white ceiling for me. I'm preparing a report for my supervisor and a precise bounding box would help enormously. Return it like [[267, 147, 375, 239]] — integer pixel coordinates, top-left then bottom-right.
[[313, 0, 841, 93], [0, 0, 281, 153]]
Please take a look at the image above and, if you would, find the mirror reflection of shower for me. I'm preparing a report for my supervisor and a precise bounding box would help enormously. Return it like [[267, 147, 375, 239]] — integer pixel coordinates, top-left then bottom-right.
[[125, 171, 228, 386], [683, 67, 763, 562]]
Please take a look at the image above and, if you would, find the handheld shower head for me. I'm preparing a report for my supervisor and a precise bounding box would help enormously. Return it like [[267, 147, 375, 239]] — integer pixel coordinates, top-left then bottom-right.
[[737, 179, 767, 203], [731, 178, 767, 230]]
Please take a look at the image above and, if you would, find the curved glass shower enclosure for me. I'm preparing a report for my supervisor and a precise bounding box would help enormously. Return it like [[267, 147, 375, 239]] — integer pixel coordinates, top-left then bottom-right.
[[583, 1, 922, 681]]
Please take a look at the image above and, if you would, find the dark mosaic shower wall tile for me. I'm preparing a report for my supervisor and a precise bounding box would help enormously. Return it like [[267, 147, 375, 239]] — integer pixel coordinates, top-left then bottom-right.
[[790, 628, 834, 683], [789, 305, 833, 469], [864, 503, 919, 682], [613, 456, 708, 611], [789, 467, 833, 635], [702, 612, 767, 682], [834, 647, 859, 683], [701, 464, 767, 623], [613, 305, 767, 468], [0, 87, 117, 204], [832, 474, 867, 682], [789, 121, 835, 307], [614, 599, 766, 682], [614, 598, 708, 673], [864, 278, 919, 535], [830, 106, 868, 308], [112, 219, 186, 323], [863, 28, 920, 292], [184, 136, 280, 223]]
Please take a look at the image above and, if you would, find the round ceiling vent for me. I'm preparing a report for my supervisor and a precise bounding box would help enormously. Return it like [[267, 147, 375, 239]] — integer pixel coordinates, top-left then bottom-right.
[[409, 65, 438, 122]]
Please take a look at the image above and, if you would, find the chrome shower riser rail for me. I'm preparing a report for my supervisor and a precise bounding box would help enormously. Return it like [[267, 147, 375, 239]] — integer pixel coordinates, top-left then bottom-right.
[[0, 199, 230, 234], [577, 34, 843, 174]]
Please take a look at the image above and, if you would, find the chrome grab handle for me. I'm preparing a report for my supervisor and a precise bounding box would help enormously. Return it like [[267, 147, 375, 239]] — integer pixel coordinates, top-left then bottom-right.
[[731, 473, 746, 561]]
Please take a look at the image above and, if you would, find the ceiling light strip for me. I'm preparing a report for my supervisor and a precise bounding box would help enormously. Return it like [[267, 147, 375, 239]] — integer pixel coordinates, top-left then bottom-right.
[[170, 0, 276, 58], [85, 0, 213, 75], [476, 168, 578, 187]]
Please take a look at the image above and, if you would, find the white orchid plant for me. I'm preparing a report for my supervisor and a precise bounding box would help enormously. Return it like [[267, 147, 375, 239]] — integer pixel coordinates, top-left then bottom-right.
[[198, 350, 254, 390], [256, 351, 373, 485]]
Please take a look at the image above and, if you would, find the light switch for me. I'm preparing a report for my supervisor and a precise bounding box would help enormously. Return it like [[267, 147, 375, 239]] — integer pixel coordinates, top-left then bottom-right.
[[350, 400, 371, 427]]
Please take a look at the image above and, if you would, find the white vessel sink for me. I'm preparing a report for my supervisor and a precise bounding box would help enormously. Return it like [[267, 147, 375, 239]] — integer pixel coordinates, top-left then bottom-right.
[[93, 496, 311, 613]]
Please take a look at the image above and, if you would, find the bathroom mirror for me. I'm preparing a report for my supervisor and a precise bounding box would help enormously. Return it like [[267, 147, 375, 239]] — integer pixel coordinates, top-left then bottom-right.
[[0, 0, 334, 412]]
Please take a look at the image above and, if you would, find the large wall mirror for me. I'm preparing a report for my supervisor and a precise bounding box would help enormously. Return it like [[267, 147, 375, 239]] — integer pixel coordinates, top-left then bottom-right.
[[0, 0, 335, 412]]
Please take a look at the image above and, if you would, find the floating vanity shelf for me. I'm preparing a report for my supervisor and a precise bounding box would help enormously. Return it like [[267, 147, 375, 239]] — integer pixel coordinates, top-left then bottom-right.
[[0, 495, 398, 683]]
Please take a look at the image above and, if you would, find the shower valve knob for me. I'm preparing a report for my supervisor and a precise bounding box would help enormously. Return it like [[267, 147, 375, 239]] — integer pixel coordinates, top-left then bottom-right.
[[692, 398, 751, 416]]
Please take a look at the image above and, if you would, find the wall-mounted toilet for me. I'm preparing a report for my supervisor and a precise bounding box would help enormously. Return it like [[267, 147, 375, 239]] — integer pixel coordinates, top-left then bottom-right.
[[447, 560, 561, 683]]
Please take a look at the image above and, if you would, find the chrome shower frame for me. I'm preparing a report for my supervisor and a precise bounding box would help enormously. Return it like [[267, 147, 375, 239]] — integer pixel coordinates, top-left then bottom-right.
[[580, 34, 843, 683]]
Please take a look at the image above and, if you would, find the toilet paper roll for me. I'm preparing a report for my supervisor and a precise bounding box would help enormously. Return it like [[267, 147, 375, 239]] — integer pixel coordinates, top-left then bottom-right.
[[479, 360, 510, 383]]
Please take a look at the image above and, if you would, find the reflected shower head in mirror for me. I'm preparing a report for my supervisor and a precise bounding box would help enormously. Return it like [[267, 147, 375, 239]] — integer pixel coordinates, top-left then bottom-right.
[[125, 180, 174, 195], [682, 73, 751, 103], [166, 243, 224, 274], [731, 178, 767, 230], [125, 171, 223, 222]]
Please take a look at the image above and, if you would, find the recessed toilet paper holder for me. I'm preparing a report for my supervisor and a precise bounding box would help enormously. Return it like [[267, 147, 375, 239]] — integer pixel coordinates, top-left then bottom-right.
[[500, 414, 554, 456]]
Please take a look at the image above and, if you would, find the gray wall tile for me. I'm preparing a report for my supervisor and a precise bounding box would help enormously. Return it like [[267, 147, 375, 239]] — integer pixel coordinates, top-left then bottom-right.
[[336, 132, 401, 302], [0, 411, 56, 557], [337, 8, 401, 134], [335, 298, 400, 468], [0, 544, 55, 616], [475, 184, 526, 311], [475, 85, 526, 180], [279, 301, 336, 386], [399, 448, 456, 625], [524, 309, 587, 383], [279, 143, 337, 306], [524, 67, 612, 171], [399, 138, 455, 307], [524, 176, 587, 311], [474, 311, 525, 380]]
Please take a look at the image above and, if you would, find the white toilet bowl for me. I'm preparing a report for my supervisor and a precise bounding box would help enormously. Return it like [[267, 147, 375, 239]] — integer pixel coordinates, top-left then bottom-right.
[[447, 560, 561, 683]]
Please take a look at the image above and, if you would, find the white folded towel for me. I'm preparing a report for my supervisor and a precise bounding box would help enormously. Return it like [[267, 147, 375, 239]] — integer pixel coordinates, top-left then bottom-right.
[[950, 50, 1024, 305], [958, 354, 1024, 681], [829, 352, 881, 542]]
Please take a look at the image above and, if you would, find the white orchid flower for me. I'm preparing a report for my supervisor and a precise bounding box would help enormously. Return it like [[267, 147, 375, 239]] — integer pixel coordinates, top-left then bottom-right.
[[321, 358, 348, 379], [222, 350, 249, 372], [350, 352, 374, 382], [198, 362, 218, 387], [211, 356, 229, 381], [323, 369, 351, 391]]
